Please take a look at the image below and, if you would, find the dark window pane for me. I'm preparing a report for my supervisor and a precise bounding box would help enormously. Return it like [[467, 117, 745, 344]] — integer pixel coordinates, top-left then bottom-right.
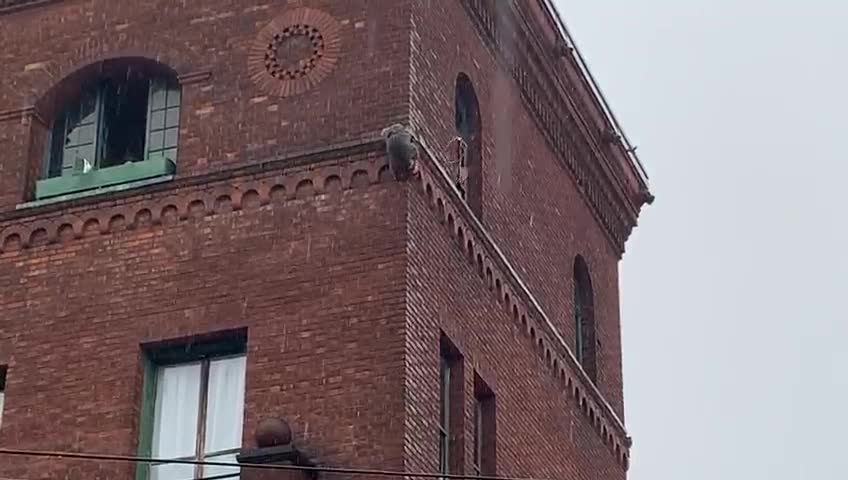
[[473, 400, 481, 466], [440, 358, 450, 427], [439, 432, 449, 475], [99, 72, 149, 168], [46, 119, 66, 178], [78, 90, 98, 124]]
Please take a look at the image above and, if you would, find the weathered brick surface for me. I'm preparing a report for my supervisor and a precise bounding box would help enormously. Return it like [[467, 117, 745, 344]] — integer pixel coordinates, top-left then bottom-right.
[[0, 1, 641, 479], [405, 177, 625, 480], [409, 1, 625, 414], [0, 151, 408, 480], [0, 0, 411, 208]]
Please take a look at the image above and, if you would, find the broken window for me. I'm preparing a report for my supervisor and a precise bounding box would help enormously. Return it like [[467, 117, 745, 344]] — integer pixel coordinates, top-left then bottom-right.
[[44, 64, 181, 179]]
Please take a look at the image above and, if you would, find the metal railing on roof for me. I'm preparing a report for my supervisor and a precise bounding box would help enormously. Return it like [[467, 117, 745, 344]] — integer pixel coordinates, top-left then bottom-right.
[[539, 0, 650, 185]]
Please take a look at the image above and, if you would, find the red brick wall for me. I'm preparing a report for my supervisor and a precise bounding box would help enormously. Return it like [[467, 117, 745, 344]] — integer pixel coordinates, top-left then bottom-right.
[[409, 1, 625, 415], [0, 114, 37, 208], [0, 152, 409, 480], [405, 177, 625, 480], [0, 1, 635, 479], [0, 0, 411, 208]]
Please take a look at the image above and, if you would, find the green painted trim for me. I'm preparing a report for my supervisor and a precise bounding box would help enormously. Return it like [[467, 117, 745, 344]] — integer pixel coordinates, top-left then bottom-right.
[[35, 156, 176, 201], [19, 174, 174, 210], [136, 355, 157, 480]]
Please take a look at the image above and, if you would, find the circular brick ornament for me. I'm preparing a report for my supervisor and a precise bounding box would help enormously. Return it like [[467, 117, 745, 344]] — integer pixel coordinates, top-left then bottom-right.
[[249, 8, 342, 97]]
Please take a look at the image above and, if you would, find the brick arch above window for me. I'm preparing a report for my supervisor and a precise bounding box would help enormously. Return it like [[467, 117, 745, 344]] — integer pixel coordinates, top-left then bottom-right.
[[20, 34, 196, 106], [28, 57, 185, 203], [34, 56, 181, 121]]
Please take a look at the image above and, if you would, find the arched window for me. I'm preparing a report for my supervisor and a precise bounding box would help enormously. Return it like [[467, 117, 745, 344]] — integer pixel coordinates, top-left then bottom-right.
[[454, 73, 482, 217], [36, 59, 181, 200], [573, 255, 597, 382]]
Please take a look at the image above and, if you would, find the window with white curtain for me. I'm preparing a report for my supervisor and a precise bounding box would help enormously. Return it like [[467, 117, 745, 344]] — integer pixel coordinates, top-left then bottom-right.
[[149, 355, 246, 480]]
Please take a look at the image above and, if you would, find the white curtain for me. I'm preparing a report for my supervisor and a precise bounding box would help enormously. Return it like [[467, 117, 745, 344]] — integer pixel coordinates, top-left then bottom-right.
[[202, 355, 246, 479], [151, 362, 202, 480]]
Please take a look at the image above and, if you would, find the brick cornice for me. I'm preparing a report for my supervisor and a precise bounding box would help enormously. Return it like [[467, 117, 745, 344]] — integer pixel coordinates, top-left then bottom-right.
[[514, 1, 640, 204], [459, 0, 642, 256], [0, 138, 389, 251], [413, 139, 631, 469]]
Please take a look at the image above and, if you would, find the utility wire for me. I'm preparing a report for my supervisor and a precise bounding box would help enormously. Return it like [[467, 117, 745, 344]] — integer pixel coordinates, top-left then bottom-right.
[[2, 474, 238, 480], [0, 448, 553, 480], [192, 474, 240, 480]]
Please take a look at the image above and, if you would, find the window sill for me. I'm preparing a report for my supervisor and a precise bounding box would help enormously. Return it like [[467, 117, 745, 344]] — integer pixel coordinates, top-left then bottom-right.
[[22, 157, 176, 209]]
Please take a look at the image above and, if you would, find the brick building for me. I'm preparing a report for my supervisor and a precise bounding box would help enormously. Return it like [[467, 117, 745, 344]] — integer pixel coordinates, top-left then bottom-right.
[[0, 1, 651, 480]]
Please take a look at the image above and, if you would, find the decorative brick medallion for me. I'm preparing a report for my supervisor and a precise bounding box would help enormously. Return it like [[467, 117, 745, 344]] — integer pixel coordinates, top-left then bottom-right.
[[249, 8, 342, 97]]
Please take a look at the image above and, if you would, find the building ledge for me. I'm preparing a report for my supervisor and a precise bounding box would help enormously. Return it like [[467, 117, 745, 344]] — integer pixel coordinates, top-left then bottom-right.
[[21, 174, 175, 210], [458, 0, 651, 255], [413, 137, 631, 469], [31, 157, 176, 204], [0, 136, 388, 251], [1, 137, 384, 225]]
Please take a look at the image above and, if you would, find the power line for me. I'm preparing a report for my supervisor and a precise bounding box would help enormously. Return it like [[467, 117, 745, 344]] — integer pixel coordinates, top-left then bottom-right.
[[192, 474, 239, 480], [0, 448, 554, 480], [1, 474, 238, 480]]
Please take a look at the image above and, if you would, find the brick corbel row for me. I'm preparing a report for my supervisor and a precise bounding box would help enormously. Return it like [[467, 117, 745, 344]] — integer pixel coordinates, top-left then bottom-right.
[[0, 154, 390, 253], [459, 0, 640, 256], [413, 141, 631, 470]]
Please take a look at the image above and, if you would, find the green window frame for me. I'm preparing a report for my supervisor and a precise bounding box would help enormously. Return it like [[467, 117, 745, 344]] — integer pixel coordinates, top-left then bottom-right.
[[137, 334, 246, 480], [36, 65, 182, 202], [145, 79, 181, 163]]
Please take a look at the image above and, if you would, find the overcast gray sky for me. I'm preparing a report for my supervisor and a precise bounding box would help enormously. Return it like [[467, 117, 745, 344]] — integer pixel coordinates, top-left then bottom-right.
[[553, 1, 848, 479]]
